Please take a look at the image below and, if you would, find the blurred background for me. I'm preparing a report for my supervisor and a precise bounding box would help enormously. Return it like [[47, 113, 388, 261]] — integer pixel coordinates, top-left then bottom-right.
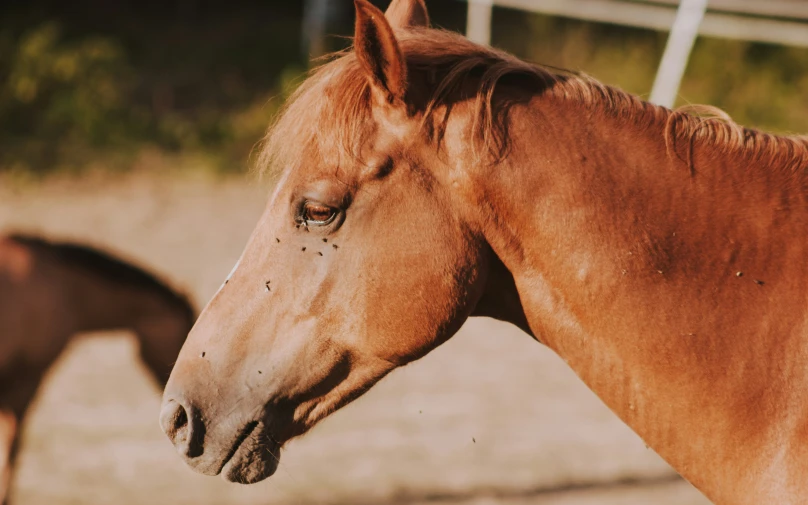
[[1, 0, 806, 503]]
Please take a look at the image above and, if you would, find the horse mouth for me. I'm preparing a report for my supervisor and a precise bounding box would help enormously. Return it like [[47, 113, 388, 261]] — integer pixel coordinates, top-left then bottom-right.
[[219, 420, 281, 484]]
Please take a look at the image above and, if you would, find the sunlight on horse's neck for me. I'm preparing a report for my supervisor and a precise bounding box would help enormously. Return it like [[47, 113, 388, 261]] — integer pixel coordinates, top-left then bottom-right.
[[470, 93, 808, 504]]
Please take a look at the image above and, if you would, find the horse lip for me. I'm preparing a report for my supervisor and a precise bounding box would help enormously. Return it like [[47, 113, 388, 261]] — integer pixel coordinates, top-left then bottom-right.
[[217, 420, 260, 474], [219, 420, 281, 484]]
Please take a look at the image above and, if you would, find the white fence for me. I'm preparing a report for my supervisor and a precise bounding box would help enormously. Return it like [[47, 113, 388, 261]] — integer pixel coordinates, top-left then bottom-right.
[[467, 0, 808, 48], [465, 0, 808, 107]]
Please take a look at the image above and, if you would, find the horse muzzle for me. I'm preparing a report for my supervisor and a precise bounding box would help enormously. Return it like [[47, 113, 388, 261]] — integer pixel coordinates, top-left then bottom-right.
[[159, 394, 281, 483]]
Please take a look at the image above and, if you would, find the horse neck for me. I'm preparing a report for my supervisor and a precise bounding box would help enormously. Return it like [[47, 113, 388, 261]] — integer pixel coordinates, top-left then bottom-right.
[[61, 265, 189, 385], [64, 267, 156, 333], [462, 94, 808, 504]]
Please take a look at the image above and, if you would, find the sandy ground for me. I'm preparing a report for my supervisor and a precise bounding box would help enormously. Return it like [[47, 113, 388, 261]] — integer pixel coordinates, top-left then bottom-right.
[[0, 170, 713, 504]]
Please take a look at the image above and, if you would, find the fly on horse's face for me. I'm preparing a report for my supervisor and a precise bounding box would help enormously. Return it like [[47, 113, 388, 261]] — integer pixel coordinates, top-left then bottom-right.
[[160, 0, 493, 484]]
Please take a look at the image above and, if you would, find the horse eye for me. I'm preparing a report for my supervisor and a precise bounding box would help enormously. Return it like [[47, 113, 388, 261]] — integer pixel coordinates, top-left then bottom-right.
[[302, 202, 337, 225]]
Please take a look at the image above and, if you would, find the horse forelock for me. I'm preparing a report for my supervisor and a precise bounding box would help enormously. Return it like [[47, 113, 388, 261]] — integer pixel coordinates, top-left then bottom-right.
[[255, 28, 808, 179]]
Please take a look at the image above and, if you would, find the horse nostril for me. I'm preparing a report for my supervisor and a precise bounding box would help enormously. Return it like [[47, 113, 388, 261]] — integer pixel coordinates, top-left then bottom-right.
[[160, 397, 205, 458], [162, 400, 188, 442]]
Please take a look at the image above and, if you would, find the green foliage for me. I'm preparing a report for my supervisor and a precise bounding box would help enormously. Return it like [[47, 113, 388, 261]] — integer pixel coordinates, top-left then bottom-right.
[[0, 23, 135, 171], [1, 5, 807, 176], [684, 39, 808, 134], [0, 12, 301, 175]]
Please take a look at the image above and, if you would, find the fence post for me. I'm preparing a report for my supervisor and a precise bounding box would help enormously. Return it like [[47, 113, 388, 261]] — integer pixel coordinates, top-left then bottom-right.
[[650, 0, 709, 108], [301, 0, 331, 60], [467, 0, 494, 46]]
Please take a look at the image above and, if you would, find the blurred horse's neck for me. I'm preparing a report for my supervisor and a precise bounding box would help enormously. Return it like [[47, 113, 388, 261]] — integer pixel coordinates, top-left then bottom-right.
[[66, 267, 158, 334], [63, 264, 190, 385]]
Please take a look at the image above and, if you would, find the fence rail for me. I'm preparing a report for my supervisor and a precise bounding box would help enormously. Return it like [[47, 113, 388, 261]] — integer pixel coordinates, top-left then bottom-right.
[[464, 0, 808, 107], [637, 0, 808, 21], [467, 0, 808, 48]]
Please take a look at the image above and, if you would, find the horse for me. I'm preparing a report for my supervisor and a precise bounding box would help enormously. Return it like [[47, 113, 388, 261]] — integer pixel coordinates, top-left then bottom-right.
[[0, 232, 195, 504], [159, 1, 808, 503]]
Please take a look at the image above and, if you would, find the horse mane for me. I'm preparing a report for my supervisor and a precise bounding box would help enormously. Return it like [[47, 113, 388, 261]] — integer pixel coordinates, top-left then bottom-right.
[[257, 28, 808, 176], [7, 233, 195, 321]]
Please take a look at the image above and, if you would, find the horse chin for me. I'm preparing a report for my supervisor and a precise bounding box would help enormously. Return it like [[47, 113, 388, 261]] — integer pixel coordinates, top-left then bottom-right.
[[220, 423, 281, 484]]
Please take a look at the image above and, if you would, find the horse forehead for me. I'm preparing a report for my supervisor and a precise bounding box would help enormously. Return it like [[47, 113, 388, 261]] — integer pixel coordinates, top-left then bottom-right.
[[291, 143, 399, 184], [371, 104, 413, 139]]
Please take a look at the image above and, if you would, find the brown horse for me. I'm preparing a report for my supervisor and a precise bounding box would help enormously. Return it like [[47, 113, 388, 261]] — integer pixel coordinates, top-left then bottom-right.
[[0, 233, 195, 504], [159, 1, 808, 503]]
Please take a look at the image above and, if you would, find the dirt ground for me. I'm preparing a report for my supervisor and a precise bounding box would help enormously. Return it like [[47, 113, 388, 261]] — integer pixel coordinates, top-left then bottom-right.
[[0, 169, 713, 505]]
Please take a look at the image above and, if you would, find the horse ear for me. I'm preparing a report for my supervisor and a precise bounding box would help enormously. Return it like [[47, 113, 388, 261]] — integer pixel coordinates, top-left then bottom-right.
[[354, 0, 407, 103], [385, 0, 430, 29]]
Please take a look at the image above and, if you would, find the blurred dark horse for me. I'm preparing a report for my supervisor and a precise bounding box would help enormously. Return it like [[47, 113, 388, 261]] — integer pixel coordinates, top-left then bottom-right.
[[0, 233, 195, 504]]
